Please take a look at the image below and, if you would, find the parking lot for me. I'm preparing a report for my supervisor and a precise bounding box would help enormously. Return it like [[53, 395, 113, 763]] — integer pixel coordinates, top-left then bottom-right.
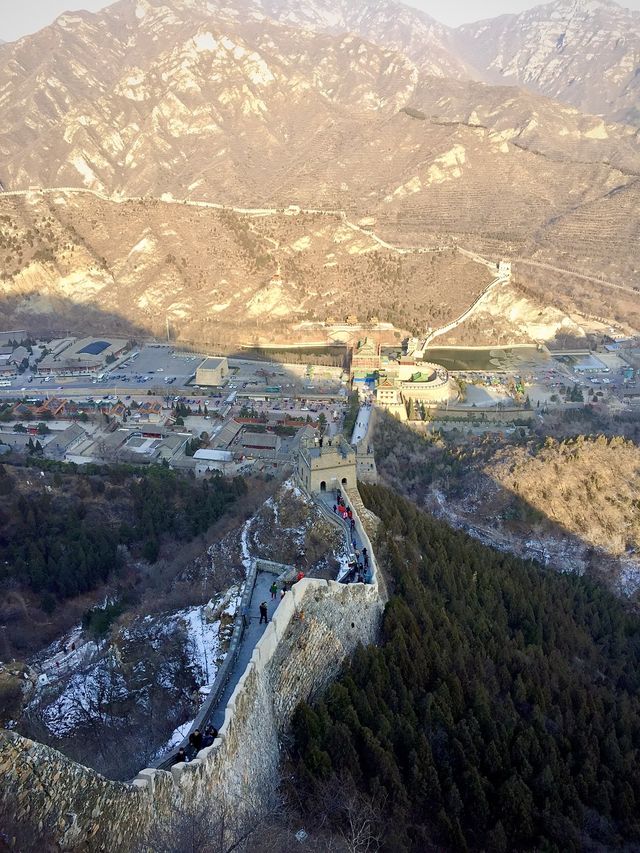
[[226, 357, 344, 397], [104, 345, 201, 390]]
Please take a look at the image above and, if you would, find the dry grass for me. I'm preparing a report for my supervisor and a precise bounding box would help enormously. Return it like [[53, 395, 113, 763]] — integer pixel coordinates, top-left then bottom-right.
[[492, 435, 640, 557]]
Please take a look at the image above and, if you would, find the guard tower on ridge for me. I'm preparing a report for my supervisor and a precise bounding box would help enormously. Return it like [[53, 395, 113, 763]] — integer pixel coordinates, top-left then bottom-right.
[[297, 434, 357, 493]]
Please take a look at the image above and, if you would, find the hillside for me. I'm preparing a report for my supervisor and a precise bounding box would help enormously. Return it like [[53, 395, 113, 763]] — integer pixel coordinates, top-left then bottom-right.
[[491, 434, 640, 561], [246, 0, 470, 79], [2, 474, 344, 780], [0, 461, 248, 654], [373, 415, 640, 595], [455, 0, 640, 126], [0, 191, 492, 342], [292, 484, 640, 851], [0, 0, 637, 340]]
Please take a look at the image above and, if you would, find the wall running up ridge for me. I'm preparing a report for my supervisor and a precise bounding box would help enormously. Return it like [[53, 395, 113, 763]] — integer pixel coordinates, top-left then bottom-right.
[[1, 485, 386, 851]]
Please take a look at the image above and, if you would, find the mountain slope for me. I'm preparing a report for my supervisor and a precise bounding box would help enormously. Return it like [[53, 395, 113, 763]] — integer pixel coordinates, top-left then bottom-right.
[[0, 0, 419, 197], [455, 0, 640, 125], [246, 0, 469, 78], [0, 0, 638, 331], [293, 483, 640, 851], [0, 191, 492, 342]]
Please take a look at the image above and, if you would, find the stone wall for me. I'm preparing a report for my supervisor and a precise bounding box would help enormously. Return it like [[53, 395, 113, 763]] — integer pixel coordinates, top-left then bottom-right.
[[1, 495, 385, 851]]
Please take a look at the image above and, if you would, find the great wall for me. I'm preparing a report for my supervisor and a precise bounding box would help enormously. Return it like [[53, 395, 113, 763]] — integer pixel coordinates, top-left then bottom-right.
[[0, 439, 387, 850]]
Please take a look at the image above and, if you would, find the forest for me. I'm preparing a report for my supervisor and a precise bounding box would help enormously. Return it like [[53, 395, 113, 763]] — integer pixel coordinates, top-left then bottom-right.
[[292, 485, 640, 852], [0, 463, 246, 602]]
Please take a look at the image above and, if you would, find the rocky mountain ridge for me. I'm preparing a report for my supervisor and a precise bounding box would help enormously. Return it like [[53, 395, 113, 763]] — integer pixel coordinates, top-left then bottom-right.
[[455, 0, 640, 125], [0, 0, 638, 338]]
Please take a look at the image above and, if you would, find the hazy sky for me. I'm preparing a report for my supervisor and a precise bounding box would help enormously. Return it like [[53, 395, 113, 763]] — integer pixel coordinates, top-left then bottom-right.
[[2, 0, 640, 40]]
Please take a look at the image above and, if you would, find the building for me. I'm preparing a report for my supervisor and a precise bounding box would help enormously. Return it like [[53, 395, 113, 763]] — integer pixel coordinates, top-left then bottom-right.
[[212, 419, 243, 449], [298, 435, 357, 493], [156, 433, 190, 462], [376, 378, 401, 406], [9, 346, 29, 366], [195, 357, 229, 387], [37, 338, 128, 376], [239, 431, 281, 457], [194, 448, 234, 476], [45, 424, 87, 459], [375, 361, 457, 410], [399, 364, 456, 404], [351, 338, 381, 375], [131, 401, 163, 423]]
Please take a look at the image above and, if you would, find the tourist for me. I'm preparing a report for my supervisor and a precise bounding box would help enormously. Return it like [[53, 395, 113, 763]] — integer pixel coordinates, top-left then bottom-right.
[[259, 601, 268, 624], [175, 747, 188, 765], [296, 569, 305, 583], [280, 588, 286, 600], [189, 729, 203, 752], [270, 581, 278, 600], [202, 725, 218, 746], [333, 504, 337, 513]]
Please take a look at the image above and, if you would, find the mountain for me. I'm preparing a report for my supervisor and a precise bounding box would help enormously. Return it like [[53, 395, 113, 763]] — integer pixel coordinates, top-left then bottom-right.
[[0, 0, 420, 197], [244, 0, 470, 78], [0, 0, 638, 339], [455, 0, 640, 125]]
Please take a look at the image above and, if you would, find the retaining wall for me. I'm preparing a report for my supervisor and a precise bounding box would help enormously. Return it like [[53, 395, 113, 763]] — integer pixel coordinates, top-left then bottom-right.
[[1, 498, 385, 850]]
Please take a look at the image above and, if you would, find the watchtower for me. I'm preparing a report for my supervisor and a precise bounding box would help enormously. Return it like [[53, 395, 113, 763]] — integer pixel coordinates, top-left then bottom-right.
[[297, 434, 357, 493]]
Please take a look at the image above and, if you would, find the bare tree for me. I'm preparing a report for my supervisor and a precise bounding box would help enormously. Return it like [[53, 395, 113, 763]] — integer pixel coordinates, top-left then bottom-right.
[[285, 773, 385, 853], [138, 795, 293, 853]]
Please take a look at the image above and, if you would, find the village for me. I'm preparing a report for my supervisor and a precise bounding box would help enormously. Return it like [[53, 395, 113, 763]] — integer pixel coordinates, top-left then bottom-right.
[[0, 326, 639, 477]]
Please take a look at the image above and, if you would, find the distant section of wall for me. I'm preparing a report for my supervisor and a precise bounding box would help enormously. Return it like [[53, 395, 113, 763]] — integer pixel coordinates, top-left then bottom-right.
[[1, 498, 385, 850]]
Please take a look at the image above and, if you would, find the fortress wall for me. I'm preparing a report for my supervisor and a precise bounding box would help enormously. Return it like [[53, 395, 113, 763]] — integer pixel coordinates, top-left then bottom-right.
[[0, 730, 156, 849], [1, 521, 385, 850], [168, 578, 383, 806]]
